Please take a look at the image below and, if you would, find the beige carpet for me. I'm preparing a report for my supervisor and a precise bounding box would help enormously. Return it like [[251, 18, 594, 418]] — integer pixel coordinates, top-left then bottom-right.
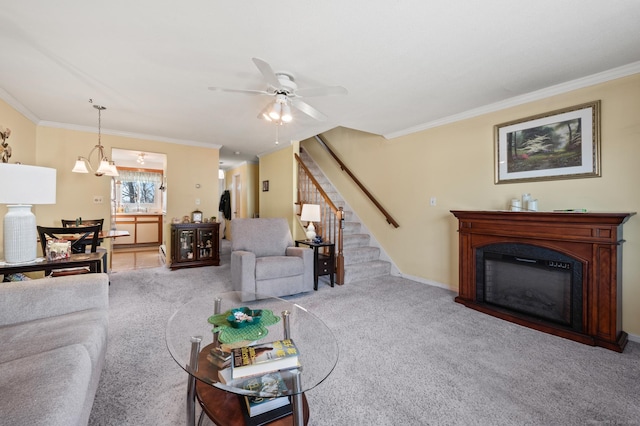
[[89, 245, 640, 425]]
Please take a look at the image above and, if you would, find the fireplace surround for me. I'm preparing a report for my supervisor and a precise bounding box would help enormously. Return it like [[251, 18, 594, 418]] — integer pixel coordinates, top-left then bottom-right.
[[451, 210, 635, 352]]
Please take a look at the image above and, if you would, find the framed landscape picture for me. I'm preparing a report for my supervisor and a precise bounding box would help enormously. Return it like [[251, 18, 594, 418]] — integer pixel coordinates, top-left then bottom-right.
[[494, 100, 601, 184]]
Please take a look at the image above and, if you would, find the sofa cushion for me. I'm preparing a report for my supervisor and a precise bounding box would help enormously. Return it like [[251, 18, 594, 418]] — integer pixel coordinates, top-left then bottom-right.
[[0, 273, 109, 326], [0, 344, 92, 426], [255, 256, 304, 280], [0, 308, 108, 370]]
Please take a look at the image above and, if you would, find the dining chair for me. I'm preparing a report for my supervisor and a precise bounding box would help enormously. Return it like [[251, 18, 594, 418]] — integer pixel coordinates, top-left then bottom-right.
[[36, 225, 102, 276], [61, 219, 107, 273]]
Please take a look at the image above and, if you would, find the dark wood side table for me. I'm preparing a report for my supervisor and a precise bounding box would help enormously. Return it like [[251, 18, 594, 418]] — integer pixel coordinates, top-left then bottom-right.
[[295, 240, 335, 290], [1, 252, 105, 280]]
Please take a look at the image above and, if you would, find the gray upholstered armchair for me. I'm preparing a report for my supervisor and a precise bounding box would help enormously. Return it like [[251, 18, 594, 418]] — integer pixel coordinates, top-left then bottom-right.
[[231, 218, 314, 300]]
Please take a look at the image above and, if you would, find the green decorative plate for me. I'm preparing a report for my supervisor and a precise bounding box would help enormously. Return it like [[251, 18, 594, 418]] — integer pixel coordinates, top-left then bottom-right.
[[208, 308, 280, 344]]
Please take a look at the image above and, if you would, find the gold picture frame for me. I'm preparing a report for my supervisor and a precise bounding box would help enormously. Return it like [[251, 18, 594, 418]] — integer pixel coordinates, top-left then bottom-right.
[[494, 100, 601, 184]]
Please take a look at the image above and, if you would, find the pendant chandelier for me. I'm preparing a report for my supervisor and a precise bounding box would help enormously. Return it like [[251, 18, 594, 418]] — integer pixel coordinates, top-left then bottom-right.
[[72, 104, 118, 177]]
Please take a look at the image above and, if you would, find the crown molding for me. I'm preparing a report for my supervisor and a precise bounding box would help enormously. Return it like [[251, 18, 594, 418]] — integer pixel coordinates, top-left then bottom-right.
[[0, 88, 40, 123], [38, 120, 221, 149], [383, 61, 640, 140]]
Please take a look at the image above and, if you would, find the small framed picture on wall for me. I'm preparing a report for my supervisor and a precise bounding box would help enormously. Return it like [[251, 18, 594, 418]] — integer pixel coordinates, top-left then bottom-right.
[[262, 180, 269, 192]]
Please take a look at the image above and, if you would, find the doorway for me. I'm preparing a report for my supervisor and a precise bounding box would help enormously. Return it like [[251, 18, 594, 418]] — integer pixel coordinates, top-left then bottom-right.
[[232, 173, 241, 219], [110, 149, 167, 269]]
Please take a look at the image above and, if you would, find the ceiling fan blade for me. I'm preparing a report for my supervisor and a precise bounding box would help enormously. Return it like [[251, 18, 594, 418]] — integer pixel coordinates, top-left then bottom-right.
[[291, 99, 327, 121], [208, 87, 269, 95], [252, 58, 281, 89], [295, 85, 348, 98]]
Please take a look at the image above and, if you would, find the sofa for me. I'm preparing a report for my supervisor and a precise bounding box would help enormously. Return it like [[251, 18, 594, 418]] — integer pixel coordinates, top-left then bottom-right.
[[0, 273, 109, 426], [231, 218, 314, 301]]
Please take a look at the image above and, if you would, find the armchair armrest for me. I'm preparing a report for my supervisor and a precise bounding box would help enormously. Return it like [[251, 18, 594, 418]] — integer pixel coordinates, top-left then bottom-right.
[[0, 273, 109, 326], [286, 246, 314, 290], [231, 250, 257, 298]]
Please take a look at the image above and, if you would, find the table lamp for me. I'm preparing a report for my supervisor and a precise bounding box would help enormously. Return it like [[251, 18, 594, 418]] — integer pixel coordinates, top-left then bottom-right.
[[0, 164, 57, 263], [300, 204, 321, 241]]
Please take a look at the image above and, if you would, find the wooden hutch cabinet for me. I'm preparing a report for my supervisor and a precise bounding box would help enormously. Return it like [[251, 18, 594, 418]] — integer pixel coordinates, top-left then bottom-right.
[[170, 222, 220, 270]]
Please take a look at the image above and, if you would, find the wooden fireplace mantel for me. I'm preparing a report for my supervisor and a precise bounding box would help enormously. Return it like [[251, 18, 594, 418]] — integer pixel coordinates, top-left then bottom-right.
[[450, 210, 635, 352]]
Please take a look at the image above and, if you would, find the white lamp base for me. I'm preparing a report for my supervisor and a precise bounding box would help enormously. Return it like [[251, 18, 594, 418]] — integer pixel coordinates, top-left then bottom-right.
[[305, 222, 316, 240], [3, 204, 38, 263]]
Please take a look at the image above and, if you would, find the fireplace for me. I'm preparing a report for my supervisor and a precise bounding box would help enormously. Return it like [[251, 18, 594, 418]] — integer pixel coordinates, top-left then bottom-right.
[[451, 210, 635, 352], [476, 243, 583, 331]]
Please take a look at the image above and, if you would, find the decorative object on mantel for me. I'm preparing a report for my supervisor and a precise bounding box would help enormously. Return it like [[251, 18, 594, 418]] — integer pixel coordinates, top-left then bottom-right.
[[0, 163, 57, 263], [494, 100, 601, 184], [72, 102, 119, 177], [0, 126, 11, 163], [509, 193, 539, 211]]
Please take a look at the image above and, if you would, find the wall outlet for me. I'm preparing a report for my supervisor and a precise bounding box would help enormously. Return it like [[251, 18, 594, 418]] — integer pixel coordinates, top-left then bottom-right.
[[195, 198, 201, 205], [93, 195, 104, 204], [430, 197, 437, 206]]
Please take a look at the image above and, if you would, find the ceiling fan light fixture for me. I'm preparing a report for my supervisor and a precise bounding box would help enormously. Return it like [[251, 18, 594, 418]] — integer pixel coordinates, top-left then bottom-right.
[[281, 103, 292, 123], [269, 101, 281, 120]]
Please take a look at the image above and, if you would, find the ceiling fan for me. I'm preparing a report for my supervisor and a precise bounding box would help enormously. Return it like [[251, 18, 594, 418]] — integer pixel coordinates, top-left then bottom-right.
[[208, 58, 347, 122]]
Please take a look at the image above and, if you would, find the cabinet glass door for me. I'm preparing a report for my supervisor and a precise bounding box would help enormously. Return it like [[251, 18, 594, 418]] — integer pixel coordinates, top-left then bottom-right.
[[178, 229, 195, 261], [198, 228, 214, 260]]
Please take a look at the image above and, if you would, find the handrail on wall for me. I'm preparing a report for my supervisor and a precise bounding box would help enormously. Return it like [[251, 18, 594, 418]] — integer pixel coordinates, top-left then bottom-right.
[[314, 134, 399, 228]]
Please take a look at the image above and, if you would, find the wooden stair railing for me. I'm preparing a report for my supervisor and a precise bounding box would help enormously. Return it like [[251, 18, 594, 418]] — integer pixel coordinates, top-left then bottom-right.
[[314, 134, 399, 228], [295, 153, 345, 285]]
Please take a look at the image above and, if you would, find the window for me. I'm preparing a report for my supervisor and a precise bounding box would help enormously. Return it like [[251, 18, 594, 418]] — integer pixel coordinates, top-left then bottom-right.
[[121, 181, 155, 204], [116, 169, 163, 212]]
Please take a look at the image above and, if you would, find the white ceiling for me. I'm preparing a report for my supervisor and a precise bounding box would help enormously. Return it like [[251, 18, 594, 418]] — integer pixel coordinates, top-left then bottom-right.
[[1, 1, 640, 169]]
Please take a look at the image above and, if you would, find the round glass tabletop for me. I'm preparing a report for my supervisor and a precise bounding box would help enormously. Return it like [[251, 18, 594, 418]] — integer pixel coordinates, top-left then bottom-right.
[[166, 291, 338, 397]]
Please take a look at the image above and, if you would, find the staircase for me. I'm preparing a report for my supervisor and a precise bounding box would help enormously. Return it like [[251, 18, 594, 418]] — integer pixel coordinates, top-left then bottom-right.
[[299, 149, 391, 284]]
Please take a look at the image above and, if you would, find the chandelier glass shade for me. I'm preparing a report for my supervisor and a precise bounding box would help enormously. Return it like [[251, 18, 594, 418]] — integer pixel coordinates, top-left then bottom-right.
[[72, 105, 118, 177]]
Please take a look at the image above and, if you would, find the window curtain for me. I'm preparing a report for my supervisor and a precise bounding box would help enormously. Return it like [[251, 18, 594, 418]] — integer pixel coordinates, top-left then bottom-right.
[[118, 170, 162, 185]]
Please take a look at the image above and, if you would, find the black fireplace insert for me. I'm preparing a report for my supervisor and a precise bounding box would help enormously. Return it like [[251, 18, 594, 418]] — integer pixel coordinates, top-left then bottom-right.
[[475, 243, 583, 332]]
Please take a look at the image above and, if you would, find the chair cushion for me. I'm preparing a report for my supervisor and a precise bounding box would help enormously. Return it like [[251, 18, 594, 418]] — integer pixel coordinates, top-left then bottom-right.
[[231, 218, 293, 257], [255, 256, 304, 280]]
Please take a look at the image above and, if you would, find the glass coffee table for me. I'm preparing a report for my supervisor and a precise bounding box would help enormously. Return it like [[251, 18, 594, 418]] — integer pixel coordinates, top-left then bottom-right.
[[166, 291, 338, 426]]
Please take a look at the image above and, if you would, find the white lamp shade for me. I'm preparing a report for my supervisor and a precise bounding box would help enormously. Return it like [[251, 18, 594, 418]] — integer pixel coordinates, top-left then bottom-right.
[[281, 103, 292, 122], [269, 102, 282, 120], [0, 164, 57, 204], [96, 159, 111, 175], [72, 158, 89, 173], [105, 162, 119, 177], [0, 164, 57, 263], [300, 204, 321, 222]]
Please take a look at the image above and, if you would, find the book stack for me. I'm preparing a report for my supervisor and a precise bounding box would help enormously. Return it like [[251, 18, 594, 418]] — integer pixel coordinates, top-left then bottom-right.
[[239, 371, 292, 426], [206, 346, 231, 369], [217, 339, 300, 424], [231, 339, 300, 379]]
